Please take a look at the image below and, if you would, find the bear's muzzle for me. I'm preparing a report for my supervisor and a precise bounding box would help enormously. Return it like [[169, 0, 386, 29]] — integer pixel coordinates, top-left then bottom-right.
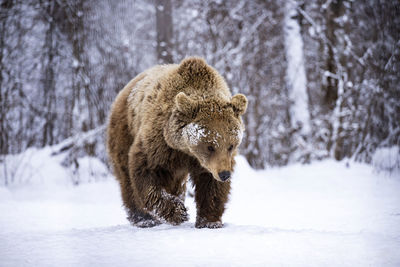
[[218, 171, 231, 181]]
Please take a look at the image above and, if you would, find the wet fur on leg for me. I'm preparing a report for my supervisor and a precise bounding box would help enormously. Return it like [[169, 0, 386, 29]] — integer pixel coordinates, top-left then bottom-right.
[[191, 171, 230, 228], [144, 187, 189, 225]]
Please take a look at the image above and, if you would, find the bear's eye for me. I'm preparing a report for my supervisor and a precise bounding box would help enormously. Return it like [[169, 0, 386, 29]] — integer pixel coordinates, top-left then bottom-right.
[[228, 145, 234, 152], [207, 146, 215, 152]]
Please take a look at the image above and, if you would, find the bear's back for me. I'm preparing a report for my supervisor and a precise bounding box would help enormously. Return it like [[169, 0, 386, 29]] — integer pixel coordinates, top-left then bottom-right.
[[125, 64, 179, 136]]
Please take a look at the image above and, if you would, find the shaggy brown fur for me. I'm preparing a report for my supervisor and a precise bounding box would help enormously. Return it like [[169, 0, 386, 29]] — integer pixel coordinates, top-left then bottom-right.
[[106, 57, 247, 228]]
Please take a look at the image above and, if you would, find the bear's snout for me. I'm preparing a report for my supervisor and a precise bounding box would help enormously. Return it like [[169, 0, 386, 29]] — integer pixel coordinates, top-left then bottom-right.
[[218, 171, 231, 181]]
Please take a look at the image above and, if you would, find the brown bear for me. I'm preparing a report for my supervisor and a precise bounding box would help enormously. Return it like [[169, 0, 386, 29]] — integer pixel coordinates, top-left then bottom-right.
[[106, 57, 247, 228]]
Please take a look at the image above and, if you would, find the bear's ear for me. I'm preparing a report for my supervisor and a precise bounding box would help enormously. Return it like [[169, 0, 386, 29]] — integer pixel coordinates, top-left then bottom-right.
[[175, 92, 198, 118], [230, 94, 248, 116]]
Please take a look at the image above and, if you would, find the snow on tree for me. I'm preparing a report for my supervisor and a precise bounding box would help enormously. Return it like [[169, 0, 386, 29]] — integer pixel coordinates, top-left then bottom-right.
[[284, 0, 310, 135]]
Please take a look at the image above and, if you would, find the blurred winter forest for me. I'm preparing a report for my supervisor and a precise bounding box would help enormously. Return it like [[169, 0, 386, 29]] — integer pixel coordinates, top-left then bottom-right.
[[1, 0, 399, 183]]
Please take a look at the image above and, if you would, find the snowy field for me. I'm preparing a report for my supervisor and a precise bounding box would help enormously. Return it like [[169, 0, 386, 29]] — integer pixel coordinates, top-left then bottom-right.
[[1, 152, 400, 266]]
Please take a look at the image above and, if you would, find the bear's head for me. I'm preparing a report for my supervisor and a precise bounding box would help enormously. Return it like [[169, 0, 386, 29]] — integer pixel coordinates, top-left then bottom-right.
[[174, 92, 247, 182]]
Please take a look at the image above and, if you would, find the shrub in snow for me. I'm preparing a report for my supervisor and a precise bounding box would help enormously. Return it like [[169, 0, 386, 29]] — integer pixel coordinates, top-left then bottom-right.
[[0, 146, 110, 187], [372, 146, 400, 175]]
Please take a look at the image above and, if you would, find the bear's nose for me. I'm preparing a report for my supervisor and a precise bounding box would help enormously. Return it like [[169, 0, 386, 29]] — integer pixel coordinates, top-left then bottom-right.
[[218, 171, 231, 181]]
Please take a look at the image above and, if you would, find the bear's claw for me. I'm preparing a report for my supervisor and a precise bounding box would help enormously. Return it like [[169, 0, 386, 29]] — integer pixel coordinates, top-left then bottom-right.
[[134, 218, 162, 228], [163, 197, 189, 225], [195, 218, 223, 229], [128, 211, 162, 228], [147, 189, 189, 226]]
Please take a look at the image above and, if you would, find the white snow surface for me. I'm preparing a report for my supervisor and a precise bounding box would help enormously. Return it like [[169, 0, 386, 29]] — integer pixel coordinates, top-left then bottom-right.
[[1, 153, 400, 266]]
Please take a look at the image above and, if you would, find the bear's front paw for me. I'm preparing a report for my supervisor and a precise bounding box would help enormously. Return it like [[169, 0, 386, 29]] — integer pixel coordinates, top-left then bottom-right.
[[195, 217, 223, 229], [152, 190, 189, 226], [128, 211, 162, 228], [165, 199, 189, 225]]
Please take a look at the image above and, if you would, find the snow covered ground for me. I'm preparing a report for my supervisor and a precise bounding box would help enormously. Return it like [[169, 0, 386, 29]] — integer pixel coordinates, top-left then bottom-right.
[[1, 153, 400, 266]]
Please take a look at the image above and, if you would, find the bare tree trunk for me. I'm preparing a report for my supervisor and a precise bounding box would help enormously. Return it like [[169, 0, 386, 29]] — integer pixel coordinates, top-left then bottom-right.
[[324, 1, 342, 109], [284, 0, 311, 135], [155, 0, 173, 64], [0, 0, 14, 155], [41, 0, 57, 146], [67, 0, 93, 133], [0, 1, 11, 154], [323, 0, 345, 158], [328, 0, 348, 161]]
